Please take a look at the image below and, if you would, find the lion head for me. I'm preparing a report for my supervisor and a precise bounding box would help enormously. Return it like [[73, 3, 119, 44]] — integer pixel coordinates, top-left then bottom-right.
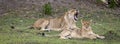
[[81, 20, 92, 30], [65, 9, 79, 22]]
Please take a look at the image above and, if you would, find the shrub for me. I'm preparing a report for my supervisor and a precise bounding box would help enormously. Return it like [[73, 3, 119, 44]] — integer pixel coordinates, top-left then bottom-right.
[[108, 0, 117, 8], [42, 2, 52, 15]]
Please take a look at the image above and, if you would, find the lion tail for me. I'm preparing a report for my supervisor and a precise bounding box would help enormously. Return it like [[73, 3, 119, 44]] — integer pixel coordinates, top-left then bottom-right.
[[27, 25, 34, 29]]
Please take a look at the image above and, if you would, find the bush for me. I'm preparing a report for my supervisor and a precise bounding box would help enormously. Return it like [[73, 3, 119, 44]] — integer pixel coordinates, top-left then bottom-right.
[[108, 0, 118, 8], [42, 2, 52, 15]]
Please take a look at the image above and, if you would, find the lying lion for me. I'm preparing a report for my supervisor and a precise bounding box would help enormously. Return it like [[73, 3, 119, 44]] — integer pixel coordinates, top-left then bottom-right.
[[31, 9, 79, 31], [60, 20, 105, 39]]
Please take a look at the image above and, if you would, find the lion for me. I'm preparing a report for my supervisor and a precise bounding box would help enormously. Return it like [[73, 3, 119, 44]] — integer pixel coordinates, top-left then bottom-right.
[[60, 20, 105, 39], [31, 9, 79, 31]]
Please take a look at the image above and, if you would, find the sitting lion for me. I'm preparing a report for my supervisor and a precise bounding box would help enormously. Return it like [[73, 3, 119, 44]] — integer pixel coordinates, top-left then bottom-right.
[[60, 20, 105, 39], [32, 9, 79, 31]]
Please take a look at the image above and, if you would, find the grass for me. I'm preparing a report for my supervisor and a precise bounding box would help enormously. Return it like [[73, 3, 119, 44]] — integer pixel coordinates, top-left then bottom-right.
[[0, 9, 120, 44]]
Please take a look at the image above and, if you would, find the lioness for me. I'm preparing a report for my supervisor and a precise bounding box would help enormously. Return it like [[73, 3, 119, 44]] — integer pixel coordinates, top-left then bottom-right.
[[60, 20, 105, 39], [32, 9, 79, 31]]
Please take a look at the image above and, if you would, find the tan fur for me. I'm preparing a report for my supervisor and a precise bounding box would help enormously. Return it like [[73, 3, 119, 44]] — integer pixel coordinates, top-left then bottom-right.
[[32, 9, 79, 31], [60, 20, 105, 39]]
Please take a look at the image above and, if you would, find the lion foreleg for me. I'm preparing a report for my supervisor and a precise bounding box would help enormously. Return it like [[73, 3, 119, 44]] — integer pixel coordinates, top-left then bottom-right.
[[59, 30, 71, 39], [40, 20, 49, 31]]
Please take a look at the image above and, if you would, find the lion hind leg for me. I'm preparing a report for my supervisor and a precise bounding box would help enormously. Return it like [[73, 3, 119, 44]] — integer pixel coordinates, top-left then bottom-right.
[[96, 34, 105, 39], [86, 35, 97, 39], [85, 34, 97, 39], [88, 34, 105, 39]]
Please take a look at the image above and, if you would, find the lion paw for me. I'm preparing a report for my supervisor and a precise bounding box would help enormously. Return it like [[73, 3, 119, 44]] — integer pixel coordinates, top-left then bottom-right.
[[99, 36, 105, 39]]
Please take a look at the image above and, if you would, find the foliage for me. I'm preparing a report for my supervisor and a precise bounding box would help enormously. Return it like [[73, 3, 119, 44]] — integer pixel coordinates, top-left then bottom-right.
[[108, 0, 118, 8], [42, 2, 52, 15]]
